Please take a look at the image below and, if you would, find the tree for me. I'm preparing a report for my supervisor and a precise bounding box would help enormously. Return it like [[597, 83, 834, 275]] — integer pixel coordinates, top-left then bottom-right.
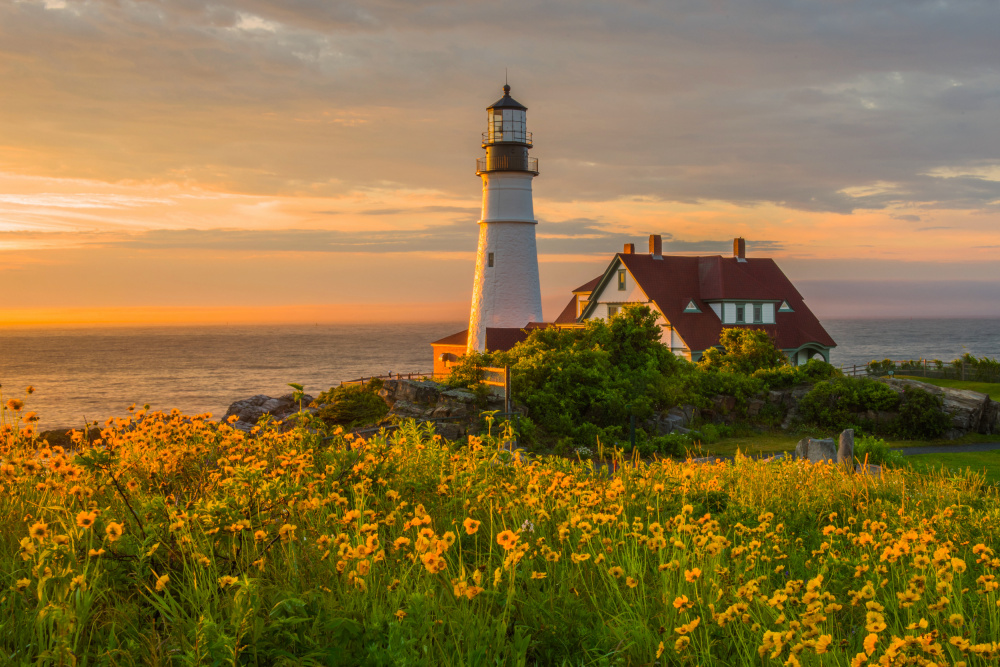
[[699, 328, 787, 375]]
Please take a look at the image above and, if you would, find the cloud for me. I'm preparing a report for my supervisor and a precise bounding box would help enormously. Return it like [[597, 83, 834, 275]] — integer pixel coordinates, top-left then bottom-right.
[[2, 0, 1000, 215]]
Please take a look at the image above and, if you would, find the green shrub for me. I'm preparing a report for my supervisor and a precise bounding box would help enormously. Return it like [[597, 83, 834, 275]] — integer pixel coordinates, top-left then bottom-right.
[[447, 304, 691, 450], [894, 386, 951, 439], [853, 434, 904, 467], [314, 379, 389, 427], [752, 359, 840, 389], [798, 377, 900, 432], [699, 328, 787, 375]]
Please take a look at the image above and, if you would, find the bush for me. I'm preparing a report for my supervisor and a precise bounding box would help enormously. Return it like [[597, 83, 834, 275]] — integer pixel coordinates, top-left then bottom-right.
[[314, 379, 389, 427], [447, 304, 691, 450], [699, 328, 787, 375], [798, 377, 900, 432], [894, 386, 951, 439], [853, 434, 904, 467]]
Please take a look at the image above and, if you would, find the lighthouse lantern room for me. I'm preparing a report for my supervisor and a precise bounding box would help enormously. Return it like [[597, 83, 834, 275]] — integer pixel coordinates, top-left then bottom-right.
[[466, 84, 543, 353]]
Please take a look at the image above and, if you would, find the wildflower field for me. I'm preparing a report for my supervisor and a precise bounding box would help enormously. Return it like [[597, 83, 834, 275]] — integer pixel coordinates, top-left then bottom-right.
[[2, 403, 999, 666]]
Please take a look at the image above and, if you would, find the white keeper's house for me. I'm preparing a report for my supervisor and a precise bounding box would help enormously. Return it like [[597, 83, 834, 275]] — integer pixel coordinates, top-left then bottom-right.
[[431, 85, 836, 373]]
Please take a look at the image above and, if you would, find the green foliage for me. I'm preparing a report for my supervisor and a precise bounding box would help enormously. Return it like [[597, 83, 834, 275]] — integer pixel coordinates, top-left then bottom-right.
[[751, 358, 840, 389], [699, 328, 787, 375], [798, 377, 900, 432], [894, 385, 951, 439], [314, 379, 389, 427], [853, 434, 904, 467], [448, 304, 693, 449]]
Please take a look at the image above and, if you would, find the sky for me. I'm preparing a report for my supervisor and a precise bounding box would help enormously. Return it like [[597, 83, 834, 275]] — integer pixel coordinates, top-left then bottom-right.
[[1, 0, 999, 326]]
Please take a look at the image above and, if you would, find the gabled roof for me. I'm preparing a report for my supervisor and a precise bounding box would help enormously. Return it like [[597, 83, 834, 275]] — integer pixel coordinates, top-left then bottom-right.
[[579, 253, 835, 352], [572, 276, 602, 294]]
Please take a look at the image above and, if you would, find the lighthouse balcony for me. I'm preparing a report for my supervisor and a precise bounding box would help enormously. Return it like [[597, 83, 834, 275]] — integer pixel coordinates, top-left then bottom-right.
[[482, 131, 532, 148], [476, 156, 539, 175]]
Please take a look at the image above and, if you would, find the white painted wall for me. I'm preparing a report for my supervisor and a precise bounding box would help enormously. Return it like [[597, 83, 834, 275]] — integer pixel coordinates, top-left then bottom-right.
[[587, 263, 649, 308], [480, 172, 535, 223], [467, 171, 542, 352], [710, 303, 722, 319]]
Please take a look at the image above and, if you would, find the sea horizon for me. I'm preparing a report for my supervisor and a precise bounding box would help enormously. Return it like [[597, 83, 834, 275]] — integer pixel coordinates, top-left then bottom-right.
[[2, 317, 997, 430]]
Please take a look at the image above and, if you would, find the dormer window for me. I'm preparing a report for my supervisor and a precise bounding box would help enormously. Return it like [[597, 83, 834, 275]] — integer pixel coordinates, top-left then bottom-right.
[[683, 299, 701, 313], [735, 305, 745, 323], [778, 300, 794, 313]]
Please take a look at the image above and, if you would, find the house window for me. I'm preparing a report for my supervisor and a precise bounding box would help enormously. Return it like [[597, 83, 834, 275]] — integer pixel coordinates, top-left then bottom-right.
[[487, 252, 494, 268], [617, 269, 626, 291], [735, 306, 744, 323], [608, 305, 619, 318], [754, 304, 762, 323], [762, 303, 775, 323]]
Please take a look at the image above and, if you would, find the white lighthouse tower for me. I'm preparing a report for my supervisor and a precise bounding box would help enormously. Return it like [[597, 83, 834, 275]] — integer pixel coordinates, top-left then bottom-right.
[[466, 84, 543, 353]]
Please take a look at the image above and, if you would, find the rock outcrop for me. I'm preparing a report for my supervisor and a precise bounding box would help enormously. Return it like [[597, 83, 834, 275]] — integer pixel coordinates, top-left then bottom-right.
[[223, 393, 316, 431], [878, 378, 996, 435]]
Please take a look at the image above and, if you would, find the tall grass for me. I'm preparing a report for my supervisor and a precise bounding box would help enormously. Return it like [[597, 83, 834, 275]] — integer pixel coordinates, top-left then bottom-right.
[[1, 393, 998, 665]]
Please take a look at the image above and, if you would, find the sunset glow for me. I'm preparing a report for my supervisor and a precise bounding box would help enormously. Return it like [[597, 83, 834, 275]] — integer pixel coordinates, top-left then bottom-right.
[[2, 0, 999, 324]]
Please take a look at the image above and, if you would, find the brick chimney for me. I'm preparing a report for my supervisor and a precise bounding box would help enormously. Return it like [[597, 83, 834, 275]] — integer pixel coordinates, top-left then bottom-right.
[[623, 243, 635, 254], [734, 237, 746, 262], [649, 234, 662, 260]]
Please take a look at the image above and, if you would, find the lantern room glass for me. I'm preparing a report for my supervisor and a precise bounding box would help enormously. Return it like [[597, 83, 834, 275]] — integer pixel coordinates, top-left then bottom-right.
[[487, 108, 526, 143]]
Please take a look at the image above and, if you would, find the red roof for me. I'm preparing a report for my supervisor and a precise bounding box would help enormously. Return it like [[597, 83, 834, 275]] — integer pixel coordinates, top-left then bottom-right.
[[431, 325, 548, 353], [554, 296, 578, 323], [572, 276, 602, 293], [585, 253, 835, 353]]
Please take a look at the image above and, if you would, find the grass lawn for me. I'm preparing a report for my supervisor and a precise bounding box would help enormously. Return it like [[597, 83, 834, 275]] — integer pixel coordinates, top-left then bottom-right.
[[905, 449, 1000, 485], [896, 375, 1000, 401]]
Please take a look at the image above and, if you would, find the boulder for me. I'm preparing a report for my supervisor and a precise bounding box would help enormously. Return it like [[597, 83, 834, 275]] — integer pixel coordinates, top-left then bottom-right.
[[747, 399, 765, 417], [767, 390, 784, 405], [880, 378, 991, 434], [794, 437, 837, 464], [387, 399, 431, 420], [712, 395, 737, 413], [223, 393, 315, 425], [780, 408, 800, 430], [391, 379, 444, 405], [837, 429, 854, 468]]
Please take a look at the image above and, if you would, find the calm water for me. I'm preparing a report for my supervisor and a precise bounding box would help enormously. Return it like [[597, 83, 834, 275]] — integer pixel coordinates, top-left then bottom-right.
[[1, 319, 997, 428]]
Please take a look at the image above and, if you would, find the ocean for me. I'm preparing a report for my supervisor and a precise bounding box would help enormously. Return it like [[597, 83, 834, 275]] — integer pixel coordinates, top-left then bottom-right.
[[1, 319, 998, 429]]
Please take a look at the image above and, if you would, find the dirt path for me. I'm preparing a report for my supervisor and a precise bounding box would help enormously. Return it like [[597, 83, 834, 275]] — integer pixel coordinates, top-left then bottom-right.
[[893, 442, 1000, 456]]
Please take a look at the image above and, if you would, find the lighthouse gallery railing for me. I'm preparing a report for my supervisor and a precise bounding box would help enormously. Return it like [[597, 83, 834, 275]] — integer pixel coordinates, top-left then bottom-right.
[[476, 156, 539, 175]]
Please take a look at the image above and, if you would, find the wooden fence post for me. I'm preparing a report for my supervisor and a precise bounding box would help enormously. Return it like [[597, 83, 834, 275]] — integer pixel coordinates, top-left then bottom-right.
[[504, 364, 512, 415]]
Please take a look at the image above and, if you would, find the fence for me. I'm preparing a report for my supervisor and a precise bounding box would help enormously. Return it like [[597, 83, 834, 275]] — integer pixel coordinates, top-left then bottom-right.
[[841, 358, 1000, 383], [337, 371, 446, 388]]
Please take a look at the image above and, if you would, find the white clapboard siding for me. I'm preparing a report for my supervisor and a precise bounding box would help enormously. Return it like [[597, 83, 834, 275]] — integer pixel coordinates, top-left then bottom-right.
[[723, 303, 736, 324]]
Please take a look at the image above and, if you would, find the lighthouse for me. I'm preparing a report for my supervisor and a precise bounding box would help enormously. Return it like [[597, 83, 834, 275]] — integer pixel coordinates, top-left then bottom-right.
[[466, 84, 543, 353]]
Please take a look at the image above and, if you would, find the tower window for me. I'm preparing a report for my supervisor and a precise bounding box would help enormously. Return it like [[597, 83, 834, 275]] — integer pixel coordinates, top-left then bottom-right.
[[487, 252, 494, 268], [617, 269, 626, 291]]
